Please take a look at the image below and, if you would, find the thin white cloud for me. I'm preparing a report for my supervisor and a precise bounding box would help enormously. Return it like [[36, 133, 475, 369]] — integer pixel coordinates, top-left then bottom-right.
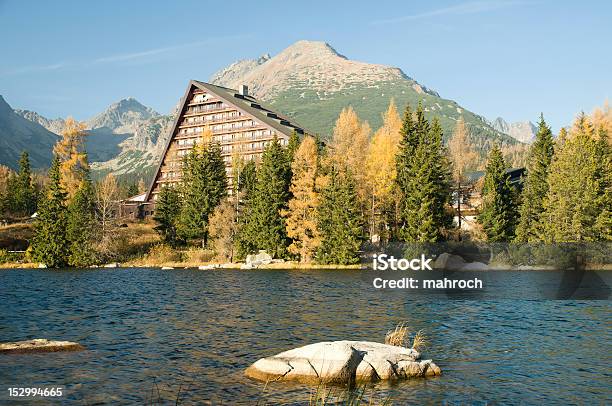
[[2, 35, 250, 76], [371, 0, 525, 25], [2, 62, 67, 76], [93, 36, 250, 64]]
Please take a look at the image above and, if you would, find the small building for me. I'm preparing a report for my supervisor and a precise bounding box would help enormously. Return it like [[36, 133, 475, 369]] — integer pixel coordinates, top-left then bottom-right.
[[139, 80, 309, 217], [119, 193, 146, 219]]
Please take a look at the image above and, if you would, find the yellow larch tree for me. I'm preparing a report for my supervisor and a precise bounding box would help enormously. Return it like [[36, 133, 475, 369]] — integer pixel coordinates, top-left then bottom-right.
[[330, 106, 370, 202], [448, 117, 479, 230], [53, 117, 89, 200], [283, 136, 321, 263], [365, 100, 402, 239], [590, 100, 611, 143]]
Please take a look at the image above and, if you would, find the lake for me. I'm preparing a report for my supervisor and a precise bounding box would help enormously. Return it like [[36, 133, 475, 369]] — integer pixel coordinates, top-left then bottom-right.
[[0, 268, 610, 405]]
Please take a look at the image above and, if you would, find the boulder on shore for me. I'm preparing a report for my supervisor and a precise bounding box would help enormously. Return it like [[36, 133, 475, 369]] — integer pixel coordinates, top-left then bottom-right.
[[245, 250, 273, 268], [0, 339, 84, 354], [245, 341, 441, 385]]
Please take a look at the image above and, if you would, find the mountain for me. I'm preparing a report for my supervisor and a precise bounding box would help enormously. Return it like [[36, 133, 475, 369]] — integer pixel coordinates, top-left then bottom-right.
[[0, 95, 58, 169], [490, 117, 537, 143], [13, 109, 66, 134], [86, 97, 159, 134], [12, 98, 175, 178], [211, 40, 516, 150]]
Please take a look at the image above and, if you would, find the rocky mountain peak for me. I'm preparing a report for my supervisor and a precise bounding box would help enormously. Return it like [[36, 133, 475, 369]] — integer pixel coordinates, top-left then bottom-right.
[[86, 97, 159, 133], [490, 117, 537, 143], [210, 40, 438, 100]]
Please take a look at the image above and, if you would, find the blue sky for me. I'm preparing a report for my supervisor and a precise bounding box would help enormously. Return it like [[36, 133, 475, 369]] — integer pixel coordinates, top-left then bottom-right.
[[0, 0, 610, 131]]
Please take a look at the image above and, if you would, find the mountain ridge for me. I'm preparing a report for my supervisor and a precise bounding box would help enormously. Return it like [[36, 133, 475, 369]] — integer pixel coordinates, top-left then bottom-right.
[[210, 40, 513, 149], [490, 117, 537, 143]]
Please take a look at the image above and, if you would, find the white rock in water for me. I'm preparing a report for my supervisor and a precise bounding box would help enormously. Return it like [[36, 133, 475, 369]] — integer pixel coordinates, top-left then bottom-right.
[[161, 266, 174, 270], [433, 253, 466, 270], [0, 339, 84, 354], [245, 341, 441, 384], [460, 261, 489, 271]]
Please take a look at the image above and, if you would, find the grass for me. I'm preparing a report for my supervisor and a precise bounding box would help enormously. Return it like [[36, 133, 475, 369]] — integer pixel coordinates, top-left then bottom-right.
[[384, 322, 410, 348], [384, 322, 429, 352], [307, 384, 392, 406], [411, 330, 429, 352], [255, 382, 392, 406]]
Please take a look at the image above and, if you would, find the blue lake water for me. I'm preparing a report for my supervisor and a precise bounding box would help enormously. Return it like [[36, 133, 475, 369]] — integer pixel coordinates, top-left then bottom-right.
[[0, 268, 610, 405]]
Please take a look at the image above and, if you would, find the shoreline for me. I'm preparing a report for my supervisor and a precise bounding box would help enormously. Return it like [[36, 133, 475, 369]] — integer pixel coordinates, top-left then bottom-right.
[[1, 262, 611, 271]]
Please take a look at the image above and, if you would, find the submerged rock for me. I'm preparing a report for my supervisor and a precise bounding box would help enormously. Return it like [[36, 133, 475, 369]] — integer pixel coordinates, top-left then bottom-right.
[[245, 341, 441, 384], [0, 339, 84, 354]]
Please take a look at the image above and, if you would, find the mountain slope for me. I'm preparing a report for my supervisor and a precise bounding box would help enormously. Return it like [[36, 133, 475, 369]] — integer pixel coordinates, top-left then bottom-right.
[[211, 40, 516, 150], [0, 96, 58, 169], [490, 117, 537, 143]]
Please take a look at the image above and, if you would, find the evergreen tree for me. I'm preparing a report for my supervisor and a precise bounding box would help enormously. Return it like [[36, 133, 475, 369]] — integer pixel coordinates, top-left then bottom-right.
[[478, 145, 518, 241], [286, 130, 300, 165], [515, 115, 555, 242], [177, 141, 227, 246], [396, 104, 452, 242], [541, 115, 611, 241], [126, 182, 139, 198], [7, 152, 37, 216], [153, 185, 182, 245], [239, 160, 257, 198], [66, 175, 97, 267], [316, 166, 365, 265], [31, 157, 69, 267], [238, 137, 291, 258]]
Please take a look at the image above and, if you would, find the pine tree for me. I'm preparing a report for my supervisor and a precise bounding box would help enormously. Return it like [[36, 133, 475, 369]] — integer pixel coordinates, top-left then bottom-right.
[[396, 104, 452, 242], [286, 130, 301, 165], [153, 185, 182, 245], [478, 145, 518, 241], [177, 141, 227, 246], [541, 115, 611, 241], [239, 160, 257, 198], [31, 157, 69, 267], [66, 175, 98, 267], [515, 115, 555, 242], [8, 152, 37, 216], [0, 165, 11, 216], [126, 182, 139, 198], [238, 137, 291, 258], [316, 166, 365, 265], [283, 136, 321, 262]]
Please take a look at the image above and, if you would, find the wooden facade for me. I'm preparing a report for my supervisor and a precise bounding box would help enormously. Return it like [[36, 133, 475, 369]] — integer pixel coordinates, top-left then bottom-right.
[[140, 81, 307, 216]]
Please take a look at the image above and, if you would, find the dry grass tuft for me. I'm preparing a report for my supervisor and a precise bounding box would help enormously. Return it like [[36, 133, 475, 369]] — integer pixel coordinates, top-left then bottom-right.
[[384, 322, 411, 348], [142, 244, 185, 265], [184, 248, 215, 265], [411, 330, 429, 352]]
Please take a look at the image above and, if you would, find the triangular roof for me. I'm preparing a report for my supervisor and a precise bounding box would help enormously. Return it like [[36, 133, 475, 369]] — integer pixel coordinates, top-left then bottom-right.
[[145, 80, 309, 202]]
